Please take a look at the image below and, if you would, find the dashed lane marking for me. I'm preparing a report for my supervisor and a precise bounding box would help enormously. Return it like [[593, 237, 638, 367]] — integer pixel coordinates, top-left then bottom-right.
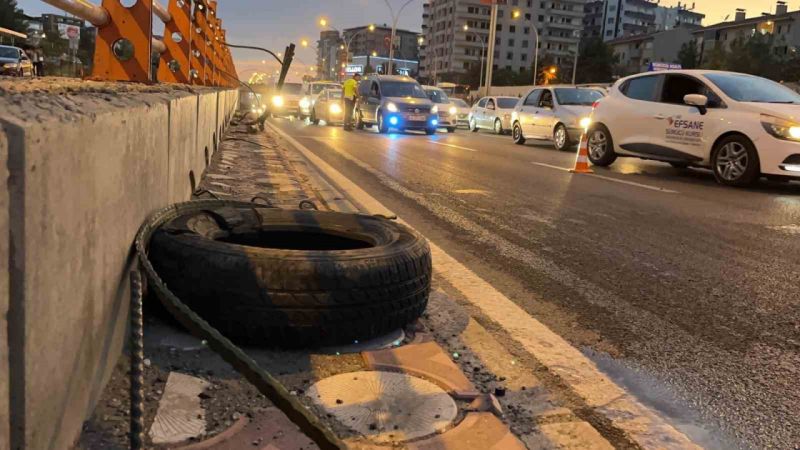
[[531, 162, 680, 194], [427, 141, 478, 152]]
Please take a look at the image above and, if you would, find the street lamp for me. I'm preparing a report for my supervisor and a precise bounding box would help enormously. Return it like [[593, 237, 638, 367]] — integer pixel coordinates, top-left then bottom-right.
[[508, 10, 540, 86], [301, 39, 309, 47], [383, 0, 417, 75], [464, 25, 486, 93]]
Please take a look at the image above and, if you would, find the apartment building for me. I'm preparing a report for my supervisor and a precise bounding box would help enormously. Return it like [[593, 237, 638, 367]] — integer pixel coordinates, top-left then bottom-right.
[[694, 2, 800, 65], [317, 30, 344, 81], [419, 0, 585, 81], [608, 25, 696, 75], [583, 0, 703, 41]]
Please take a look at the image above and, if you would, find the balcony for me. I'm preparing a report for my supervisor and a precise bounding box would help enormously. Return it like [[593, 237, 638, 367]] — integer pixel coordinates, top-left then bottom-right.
[[624, 11, 656, 22]]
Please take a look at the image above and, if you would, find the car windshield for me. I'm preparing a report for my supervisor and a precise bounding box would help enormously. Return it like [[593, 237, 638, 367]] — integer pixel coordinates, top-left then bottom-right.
[[425, 89, 450, 104], [452, 99, 469, 107], [496, 98, 519, 109], [705, 73, 800, 104], [281, 83, 303, 95], [312, 84, 340, 94], [381, 81, 428, 99], [554, 88, 604, 105], [327, 90, 342, 99], [0, 48, 18, 59]]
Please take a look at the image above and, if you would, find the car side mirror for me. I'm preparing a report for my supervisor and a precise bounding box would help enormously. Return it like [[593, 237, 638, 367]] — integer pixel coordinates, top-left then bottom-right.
[[684, 94, 708, 115]]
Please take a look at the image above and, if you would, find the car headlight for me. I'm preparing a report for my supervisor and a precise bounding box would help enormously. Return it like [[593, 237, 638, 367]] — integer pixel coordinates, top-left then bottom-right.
[[579, 117, 592, 129], [272, 95, 284, 107], [449, 106, 457, 115], [431, 105, 439, 114], [330, 103, 342, 114], [3, 63, 19, 69], [299, 97, 311, 109], [386, 102, 398, 112], [761, 114, 800, 141]]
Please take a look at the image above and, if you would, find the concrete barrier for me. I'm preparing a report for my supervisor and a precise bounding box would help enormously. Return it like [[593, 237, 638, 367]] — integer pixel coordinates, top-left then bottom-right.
[[0, 79, 238, 450]]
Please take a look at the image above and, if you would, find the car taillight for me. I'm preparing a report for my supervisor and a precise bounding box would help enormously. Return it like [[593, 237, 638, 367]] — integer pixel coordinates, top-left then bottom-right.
[[592, 101, 600, 109]]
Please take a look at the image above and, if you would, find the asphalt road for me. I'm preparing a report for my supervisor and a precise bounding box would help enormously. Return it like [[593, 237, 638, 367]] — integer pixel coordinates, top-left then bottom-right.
[[269, 117, 800, 449]]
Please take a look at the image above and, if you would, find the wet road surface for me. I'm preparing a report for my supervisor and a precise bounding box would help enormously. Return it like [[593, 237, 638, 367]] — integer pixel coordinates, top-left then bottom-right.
[[269, 117, 800, 449]]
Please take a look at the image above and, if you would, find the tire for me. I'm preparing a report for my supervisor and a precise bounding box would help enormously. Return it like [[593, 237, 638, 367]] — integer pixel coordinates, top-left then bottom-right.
[[669, 161, 689, 169], [494, 119, 504, 135], [149, 207, 432, 347], [356, 110, 365, 130], [711, 135, 760, 187], [377, 111, 389, 134], [447, 127, 456, 133], [586, 124, 617, 167], [425, 127, 436, 135], [311, 110, 319, 125], [512, 122, 526, 145], [470, 118, 479, 132], [553, 123, 573, 152]]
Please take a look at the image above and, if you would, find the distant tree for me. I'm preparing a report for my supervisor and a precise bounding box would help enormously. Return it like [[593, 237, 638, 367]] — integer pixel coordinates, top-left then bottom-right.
[[363, 62, 375, 74], [0, 0, 26, 33], [702, 42, 728, 71], [575, 38, 617, 83], [677, 39, 699, 69]]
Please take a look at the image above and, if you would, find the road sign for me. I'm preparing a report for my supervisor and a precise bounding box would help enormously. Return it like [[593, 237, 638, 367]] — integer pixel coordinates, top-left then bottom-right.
[[648, 62, 682, 71]]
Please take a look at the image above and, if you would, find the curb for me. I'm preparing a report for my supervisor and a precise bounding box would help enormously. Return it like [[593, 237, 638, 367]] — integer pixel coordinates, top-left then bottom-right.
[[265, 119, 700, 450]]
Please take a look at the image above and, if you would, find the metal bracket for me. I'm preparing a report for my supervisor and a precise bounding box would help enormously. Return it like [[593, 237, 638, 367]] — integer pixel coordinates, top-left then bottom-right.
[[157, 0, 192, 83], [91, 0, 154, 82]]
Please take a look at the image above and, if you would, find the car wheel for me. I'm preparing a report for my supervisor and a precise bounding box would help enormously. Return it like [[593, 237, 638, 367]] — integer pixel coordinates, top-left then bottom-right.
[[512, 123, 526, 145], [425, 127, 436, 135], [553, 123, 573, 151], [355, 110, 365, 130], [669, 161, 689, 169], [711, 135, 760, 187], [470, 118, 479, 132], [494, 119, 504, 135], [587, 125, 617, 166], [311, 110, 319, 125], [377, 111, 389, 134], [447, 127, 456, 133]]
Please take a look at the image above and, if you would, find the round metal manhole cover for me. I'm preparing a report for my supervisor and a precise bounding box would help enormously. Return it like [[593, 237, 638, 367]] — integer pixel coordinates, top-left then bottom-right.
[[306, 371, 457, 443]]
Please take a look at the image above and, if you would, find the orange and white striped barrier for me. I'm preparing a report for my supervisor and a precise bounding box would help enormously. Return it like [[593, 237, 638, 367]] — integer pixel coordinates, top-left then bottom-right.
[[570, 133, 594, 174]]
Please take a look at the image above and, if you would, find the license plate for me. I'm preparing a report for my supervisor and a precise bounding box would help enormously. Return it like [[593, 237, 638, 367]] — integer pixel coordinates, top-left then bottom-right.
[[407, 114, 426, 121]]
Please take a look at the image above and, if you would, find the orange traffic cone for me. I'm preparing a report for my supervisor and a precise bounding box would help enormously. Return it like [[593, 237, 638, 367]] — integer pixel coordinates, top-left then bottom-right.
[[570, 133, 594, 174]]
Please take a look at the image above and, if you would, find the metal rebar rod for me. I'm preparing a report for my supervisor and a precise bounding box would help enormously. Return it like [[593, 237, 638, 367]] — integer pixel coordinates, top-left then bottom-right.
[[41, 0, 109, 27], [129, 270, 145, 450], [153, 1, 171, 23]]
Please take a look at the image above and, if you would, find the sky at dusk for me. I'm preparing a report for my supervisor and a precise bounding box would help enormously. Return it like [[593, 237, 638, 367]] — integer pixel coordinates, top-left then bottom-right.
[[17, 0, 787, 81]]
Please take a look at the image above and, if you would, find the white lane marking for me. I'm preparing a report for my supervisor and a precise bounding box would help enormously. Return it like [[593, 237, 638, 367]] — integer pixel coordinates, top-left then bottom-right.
[[531, 162, 680, 194], [531, 162, 572, 172], [428, 141, 478, 152], [267, 120, 698, 449], [453, 189, 490, 195]]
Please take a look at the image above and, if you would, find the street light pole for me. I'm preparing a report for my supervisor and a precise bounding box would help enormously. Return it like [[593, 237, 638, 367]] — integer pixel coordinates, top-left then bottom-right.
[[571, 30, 582, 85], [532, 25, 540, 86], [464, 25, 486, 95], [384, 0, 416, 76], [485, 2, 499, 97]]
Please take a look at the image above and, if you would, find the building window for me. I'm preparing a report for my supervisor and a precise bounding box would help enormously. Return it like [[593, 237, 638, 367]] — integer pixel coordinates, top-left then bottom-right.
[[510, 25, 516, 33], [507, 52, 513, 59], [508, 38, 515, 46], [524, 27, 530, 34], [522, 40, 529, 47], [521, 54, 527, 61]]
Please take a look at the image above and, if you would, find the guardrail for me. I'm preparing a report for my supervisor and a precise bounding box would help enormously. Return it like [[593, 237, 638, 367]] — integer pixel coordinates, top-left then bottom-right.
[[41, 0, 237, 87]]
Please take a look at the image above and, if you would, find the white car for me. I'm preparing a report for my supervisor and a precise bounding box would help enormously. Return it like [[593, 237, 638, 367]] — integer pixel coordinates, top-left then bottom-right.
[[422, 85, 457, 133], [511, 85, 605, 151], [300, 81, 342, 119], [271, 82, 304, 117], [588, 70, 800, 186], [450, 98, 472, 128], [469, 96, 519, 134]]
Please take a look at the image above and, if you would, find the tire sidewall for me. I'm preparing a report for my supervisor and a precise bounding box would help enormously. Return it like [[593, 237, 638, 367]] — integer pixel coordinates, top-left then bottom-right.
[[587, 124, 616, 166], [554, 124, 570, 151], [494, 119, 503, 134], [711, 135, 760, 186], [513, 123, 525, 144], [378, 110, 389, 133]]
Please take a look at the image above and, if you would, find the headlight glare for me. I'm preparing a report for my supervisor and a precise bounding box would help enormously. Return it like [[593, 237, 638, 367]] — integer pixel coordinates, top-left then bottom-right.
[[330, 103, 342, 114], [386, 102, 398, 112], [449, 106, 457, 115], [299, 97, 311, 109], [272, 95, 284, 107], [431, 105, 439, 114], [762, 114, 800, 141], [579, 117, 592, 129]]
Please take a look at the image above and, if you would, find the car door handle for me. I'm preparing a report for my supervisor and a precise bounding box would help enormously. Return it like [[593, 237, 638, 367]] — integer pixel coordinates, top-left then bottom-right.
[[653, 114, 667, 120]]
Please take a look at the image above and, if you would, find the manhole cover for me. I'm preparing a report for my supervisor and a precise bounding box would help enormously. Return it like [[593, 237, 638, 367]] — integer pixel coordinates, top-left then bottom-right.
[[306, 371, 457, 443]]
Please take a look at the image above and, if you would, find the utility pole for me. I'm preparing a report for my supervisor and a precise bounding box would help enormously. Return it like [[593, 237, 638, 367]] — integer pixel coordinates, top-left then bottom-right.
[[484, 1, 499, 97], [384, 0, 416, 76]]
